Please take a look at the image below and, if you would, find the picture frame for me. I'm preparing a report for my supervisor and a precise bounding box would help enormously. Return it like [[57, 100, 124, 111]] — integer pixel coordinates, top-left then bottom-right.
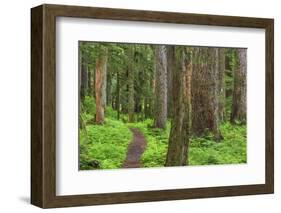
[[31, 4, 274, 208]]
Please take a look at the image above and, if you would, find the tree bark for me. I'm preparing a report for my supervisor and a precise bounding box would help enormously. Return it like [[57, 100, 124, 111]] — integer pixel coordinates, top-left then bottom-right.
[[191, 48, 222, 141], [106, 71, 112, 106], [128, 45, 135, 122], [166, 46, 174, 118], [116, 70, 120, 120], [87, 66, 92, 96], [80, 53, 88, 101], [95, 46, 108, 124], [154, 45, 168, 129], [165, 47, 190, 166], [101, 62, 107, 110], [218, 48, 226, 122], [212, 48, 223, 141], [147, 64, 155, 118], [93, 62, 96, 98], [230, 48, 247, 124]]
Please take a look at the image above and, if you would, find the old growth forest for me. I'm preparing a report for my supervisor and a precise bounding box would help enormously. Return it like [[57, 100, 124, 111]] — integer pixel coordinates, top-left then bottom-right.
[[79, 42, 247, 170]]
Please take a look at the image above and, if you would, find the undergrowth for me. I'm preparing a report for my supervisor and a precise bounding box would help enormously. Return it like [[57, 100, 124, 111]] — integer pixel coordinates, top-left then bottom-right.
[[128, 119, 246, 167], [80, 96, 247, 170]]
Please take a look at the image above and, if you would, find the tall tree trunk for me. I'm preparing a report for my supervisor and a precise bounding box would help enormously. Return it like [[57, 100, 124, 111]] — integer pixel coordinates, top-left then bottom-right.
[[95, 46, 108, 124], [102, 62, 107, 110], [92, 62, 96, 99], [212, 48, 223, 141], [87, 66, 92, 96], [230, 48, 247, 124], [147, 65, 155, 118], [185, 48, 193, 130], [144, 98, 148, 118], [80, 53, 88, 101], [134, 96, 142, 113], [116, 70, 120, 120], [128, 45, 135, 122], [165, 47, 190, 166], [166, 46, 174, 118], [218, 48, 226, 122], [191, 48, 222, 141], [106, 71, 112, 106], [154, 45, 167, 129]]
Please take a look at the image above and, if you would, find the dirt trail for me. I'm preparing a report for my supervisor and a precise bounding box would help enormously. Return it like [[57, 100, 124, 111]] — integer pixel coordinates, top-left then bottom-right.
[[123, 128, 147, 168]]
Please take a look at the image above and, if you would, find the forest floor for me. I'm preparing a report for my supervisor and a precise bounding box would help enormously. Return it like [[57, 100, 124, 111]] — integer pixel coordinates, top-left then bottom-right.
[[123, 128, 147, 168], [79, 97, 247, 170]]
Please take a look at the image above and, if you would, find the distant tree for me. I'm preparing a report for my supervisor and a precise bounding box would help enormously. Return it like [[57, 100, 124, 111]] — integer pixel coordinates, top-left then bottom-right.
[[154, 45, 167, 129], [106, 43, 127, 116], [87, 66, 92, 96], [142, 45, 155, 119], [80, 47, 88, 101], [116, 70, 120, 120], [106, 71, 112, 106], [128, 45, 135, 122], [230, 48, 247, 124]]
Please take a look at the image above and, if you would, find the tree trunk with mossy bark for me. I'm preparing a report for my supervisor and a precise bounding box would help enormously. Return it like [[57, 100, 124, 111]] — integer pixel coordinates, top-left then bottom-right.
[[154, 45, 167, 129], [165, 47, 190, 166]]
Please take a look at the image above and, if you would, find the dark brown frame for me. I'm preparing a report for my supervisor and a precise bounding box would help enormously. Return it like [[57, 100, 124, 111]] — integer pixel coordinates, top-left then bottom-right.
[[31, 4, 274, 208]]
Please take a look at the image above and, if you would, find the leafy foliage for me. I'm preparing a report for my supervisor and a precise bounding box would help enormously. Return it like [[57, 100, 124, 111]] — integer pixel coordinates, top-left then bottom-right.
[[128, 119, 246, 167], [80, 75, 246, 169], [189, 122, 246, 165], [82, 96, 96, 115], [80, 118, 133, 170]]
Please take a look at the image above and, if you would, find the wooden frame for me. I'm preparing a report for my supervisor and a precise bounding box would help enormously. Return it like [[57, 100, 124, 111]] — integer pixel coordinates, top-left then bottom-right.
[[31, 4, 274, 208]]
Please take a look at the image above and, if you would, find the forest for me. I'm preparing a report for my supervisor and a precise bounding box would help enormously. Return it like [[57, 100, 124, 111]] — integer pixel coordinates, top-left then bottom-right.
[[79, 41, 247, 170]]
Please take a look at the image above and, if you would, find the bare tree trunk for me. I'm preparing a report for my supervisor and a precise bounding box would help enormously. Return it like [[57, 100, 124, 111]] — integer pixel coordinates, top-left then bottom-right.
[[191, 48, 208, 136], [147, 65, 155, 118], [218, 48, 226, 122], [230, 48, 247, 124], [166, 46, 174, 118], [165, 47, 190, 166], [128, 45, 135, 122], [116, 70, 120, 120], [80, 54, 88, 101], [95, 46, 108, 124], [191, 48, 222, 141], [102, 63, 107, 110], [154, 45, 167, 129], [144, 98, 148, 118], [106, 71, 112, 106], [92, 62, 96, 98], [212, 48, 223, 141], [87, 66, 92, 96], [185, 48, 193, 132]]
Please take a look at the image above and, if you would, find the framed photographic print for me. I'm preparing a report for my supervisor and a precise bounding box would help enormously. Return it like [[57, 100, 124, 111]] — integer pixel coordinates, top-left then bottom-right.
[[31, 4, 274, 208]]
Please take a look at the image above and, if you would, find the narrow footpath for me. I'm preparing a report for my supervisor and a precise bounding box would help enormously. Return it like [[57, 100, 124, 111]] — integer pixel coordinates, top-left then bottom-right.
[[123, 128, 147, 168]]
